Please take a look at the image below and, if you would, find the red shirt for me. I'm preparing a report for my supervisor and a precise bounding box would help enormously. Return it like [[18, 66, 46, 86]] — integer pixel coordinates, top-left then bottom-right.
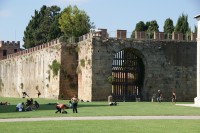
[[56, 104, 65, 109]]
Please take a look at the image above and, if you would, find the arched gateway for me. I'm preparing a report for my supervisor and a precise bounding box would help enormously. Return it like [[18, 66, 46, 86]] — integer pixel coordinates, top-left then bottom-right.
[[111, 48, 145, 101]]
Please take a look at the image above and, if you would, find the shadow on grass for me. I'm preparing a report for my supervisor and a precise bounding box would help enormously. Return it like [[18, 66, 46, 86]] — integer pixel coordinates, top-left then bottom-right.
[[0, 104, 55, 113], [78, 103, 108, 108], [0, 102, 108, 113]]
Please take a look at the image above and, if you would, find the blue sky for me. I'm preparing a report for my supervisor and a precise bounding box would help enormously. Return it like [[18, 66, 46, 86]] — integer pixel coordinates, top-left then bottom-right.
[[0, 0, 199, 47]]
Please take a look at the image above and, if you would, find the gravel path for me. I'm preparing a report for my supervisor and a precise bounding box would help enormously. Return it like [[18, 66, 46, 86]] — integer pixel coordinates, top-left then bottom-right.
[[1, 116, 200, 122]]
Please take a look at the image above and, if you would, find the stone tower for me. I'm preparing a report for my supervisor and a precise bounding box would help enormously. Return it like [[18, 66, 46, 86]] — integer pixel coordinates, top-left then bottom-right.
[[0, 41, 21, 60]]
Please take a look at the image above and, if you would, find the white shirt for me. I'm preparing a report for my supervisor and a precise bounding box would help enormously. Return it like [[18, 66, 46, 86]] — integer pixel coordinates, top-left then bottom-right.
[[16, 103, 23, 109]]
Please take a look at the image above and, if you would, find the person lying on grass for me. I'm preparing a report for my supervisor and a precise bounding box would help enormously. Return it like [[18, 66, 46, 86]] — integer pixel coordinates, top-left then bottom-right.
[[0, 102, 10, 105]]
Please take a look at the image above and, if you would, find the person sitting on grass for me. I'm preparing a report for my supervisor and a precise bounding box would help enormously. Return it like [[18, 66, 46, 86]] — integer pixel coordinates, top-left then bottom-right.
[[69, 100, 72, 108], [109, 101, 117, 106], [0, 102, 10, 105], [16, 102, 25, 112], [26, 105, 33, 111], [34, 101, 39, 109], [55, 103, 68, 114]]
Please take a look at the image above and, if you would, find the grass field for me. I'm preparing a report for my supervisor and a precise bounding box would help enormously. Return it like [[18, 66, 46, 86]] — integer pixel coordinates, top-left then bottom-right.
[[0, 120, 200, 133], [0, 97, 200, 133]]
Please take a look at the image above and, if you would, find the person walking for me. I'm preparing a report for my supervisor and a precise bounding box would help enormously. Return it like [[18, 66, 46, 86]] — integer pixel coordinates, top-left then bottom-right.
[[71, 95, 79, 113], [37, 91, 41, 98], [22, 92, 29, 98], [157, 90, 162, 103], [172, 91, 176, 103]]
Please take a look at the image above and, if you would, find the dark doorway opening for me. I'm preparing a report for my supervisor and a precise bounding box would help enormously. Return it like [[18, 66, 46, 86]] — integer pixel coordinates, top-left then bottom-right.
[[3, 50, 7, 56], [111, 48, 144, 101]]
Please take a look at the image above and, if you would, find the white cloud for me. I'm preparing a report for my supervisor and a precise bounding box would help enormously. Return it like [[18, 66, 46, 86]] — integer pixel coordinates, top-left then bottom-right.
[[0, 10, 12, 17]]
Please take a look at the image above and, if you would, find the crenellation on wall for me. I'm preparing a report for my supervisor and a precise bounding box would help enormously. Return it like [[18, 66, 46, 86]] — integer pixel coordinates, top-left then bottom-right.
[[0, 29, 197, 101], [172, 32, 183, 41], [0, 41, 20, 47], [4, 38, 61, 60]]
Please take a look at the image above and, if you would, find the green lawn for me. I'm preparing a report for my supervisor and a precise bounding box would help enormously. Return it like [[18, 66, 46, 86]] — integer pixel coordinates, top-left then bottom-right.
[[0, 97, 200, 118], [0, 120, 200, 133], [1, 97, 200, 133]]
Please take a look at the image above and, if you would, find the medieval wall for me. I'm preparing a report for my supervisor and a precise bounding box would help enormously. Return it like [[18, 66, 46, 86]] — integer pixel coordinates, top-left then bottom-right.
[[0, 39, 64, 99], [0, 32, 197, 102], [77, 38, 93, 101], [78, 37, 196, 102], [59, 43, 78, 99]]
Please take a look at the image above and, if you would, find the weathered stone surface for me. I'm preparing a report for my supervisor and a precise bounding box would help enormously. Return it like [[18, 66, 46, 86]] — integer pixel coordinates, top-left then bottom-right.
[[78, 39, 196, 102], [0, 37, 197, 102]]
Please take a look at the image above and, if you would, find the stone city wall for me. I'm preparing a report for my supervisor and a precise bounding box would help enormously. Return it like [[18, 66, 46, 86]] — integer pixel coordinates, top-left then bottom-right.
[[78, 37, 196, 102], [0, 39, 65, 99], [0, 29, 197, 102]]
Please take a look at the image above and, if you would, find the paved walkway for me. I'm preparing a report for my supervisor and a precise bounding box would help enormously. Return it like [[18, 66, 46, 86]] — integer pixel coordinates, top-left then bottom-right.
[[176, 104, 200, 107], [1, 116, 200, 122]]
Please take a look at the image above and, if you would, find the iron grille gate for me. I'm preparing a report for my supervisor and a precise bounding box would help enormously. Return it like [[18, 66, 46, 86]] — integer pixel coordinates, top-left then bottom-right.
[[112, 49, 144, 102]]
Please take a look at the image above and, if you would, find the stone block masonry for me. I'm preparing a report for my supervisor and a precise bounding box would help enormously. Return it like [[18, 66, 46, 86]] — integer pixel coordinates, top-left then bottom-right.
[[78, 37, 196, 102], [0, 41, 21, 60], [0, 39, 78, 100], [0, 29, 197, 101]]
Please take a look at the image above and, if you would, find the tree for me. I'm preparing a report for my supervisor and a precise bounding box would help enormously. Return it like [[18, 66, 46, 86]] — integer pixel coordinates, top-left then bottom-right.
[[59, 5, 94, 38], [135, 21, 146, 31], [147, 20, 159, 33], [163, 18, 174, 34], [174, 13, 189, 34], [146, 20, 159, 38], [131, 20, 159, 39], [145, 21, 151, 31], [23, 5, 62, 49], [131, 21, 146, 38]]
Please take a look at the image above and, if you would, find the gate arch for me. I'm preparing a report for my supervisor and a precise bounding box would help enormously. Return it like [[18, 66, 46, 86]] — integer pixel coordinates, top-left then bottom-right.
[[112, 48, 145, 101]]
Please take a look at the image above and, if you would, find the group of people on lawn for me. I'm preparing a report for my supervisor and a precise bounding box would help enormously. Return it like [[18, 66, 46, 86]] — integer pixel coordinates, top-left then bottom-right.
[[15, 89, 176, 113], [16, 92, 79, 114], [156, 90, 176, 103], [16, 91, 40, 112], [55, 95, 79, 114], [16, 98, 40, 112]]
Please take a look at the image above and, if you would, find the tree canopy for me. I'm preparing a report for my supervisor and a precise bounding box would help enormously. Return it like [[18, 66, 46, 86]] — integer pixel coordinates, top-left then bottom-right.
[[58, 5, 94, 38], [174, 14, 189, 34], [163, 18, 174, 34], [147, 20, 159, 33], [131, 20, 159, 38], [134, 21, 146, 31], [23, 5, 94, 49], [23, 5, 62, 49]]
